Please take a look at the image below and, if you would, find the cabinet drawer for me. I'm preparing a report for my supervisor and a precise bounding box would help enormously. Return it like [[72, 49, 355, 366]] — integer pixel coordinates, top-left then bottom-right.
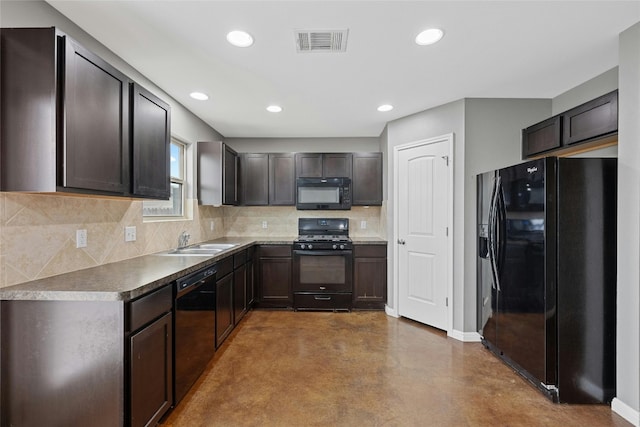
[[293, 293, 352, 311], [128, 285, 172, 332], [234, 250, 247, 268], [354, 245, 387, 258], [259, 245, 291, 257], [217, 256, 234, 277]]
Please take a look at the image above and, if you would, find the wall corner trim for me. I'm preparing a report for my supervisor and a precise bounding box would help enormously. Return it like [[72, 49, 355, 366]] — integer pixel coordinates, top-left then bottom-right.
[[611, 398, 640, 426]]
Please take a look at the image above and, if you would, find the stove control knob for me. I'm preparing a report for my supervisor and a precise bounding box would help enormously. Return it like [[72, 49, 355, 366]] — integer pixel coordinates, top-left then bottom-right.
[[300, 244, 306, 250], [332, 244, 338, 250], [339, 244, 345, 250], [308, 244, 313, 250]]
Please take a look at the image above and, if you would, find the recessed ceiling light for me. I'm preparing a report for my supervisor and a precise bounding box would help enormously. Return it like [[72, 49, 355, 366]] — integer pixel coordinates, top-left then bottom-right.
[[227, 30, 254, 48], [415, 28, 444, 46], [266, 105, 283, 113], [190, 92, 209, 101], [377, 104, 394, 112]]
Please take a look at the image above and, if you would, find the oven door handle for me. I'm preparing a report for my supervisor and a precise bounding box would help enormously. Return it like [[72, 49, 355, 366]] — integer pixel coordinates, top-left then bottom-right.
[[294, 250, 352, 256]]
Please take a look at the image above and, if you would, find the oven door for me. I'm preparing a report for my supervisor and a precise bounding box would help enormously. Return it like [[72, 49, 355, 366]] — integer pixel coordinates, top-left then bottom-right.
[[293, 250, 353, 293]]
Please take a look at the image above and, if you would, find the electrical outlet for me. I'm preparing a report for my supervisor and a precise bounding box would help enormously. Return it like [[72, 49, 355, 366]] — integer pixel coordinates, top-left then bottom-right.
[[76, 229, 87, 248], [125, 226, 137, 242], [360, 220, 367, 229], [262, 221, 268, 229], [210, 220, 215, 231]]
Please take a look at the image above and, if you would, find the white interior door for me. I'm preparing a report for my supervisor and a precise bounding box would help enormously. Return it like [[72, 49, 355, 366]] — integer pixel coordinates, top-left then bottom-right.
[[396, 135, 452, 331]]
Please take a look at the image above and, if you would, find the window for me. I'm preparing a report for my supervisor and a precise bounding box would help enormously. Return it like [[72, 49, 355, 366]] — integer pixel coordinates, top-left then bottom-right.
[[143, 138, 186, 218]]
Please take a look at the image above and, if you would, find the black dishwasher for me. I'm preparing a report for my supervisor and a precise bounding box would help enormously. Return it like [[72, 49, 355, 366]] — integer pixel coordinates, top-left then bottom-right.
[[174, 264, 216, 405]]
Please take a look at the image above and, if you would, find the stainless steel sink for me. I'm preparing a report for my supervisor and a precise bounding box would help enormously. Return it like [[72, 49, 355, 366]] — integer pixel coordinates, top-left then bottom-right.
[[154, 242, 236, 256], [193, 243, 237, 250]]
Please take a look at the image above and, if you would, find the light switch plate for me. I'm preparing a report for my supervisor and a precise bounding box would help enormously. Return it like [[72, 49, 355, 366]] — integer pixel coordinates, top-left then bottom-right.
[[360, 220, 367, 229], [76, 229, 87, 248], [125, 226, 137, 242]]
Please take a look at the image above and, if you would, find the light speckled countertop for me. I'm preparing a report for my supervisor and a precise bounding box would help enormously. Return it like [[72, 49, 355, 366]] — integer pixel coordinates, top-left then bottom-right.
[[0, 236, 386, 302]]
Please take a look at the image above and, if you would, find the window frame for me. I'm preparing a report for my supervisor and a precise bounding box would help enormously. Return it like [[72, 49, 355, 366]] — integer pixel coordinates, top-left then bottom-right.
[[142, 137, 188, 221]]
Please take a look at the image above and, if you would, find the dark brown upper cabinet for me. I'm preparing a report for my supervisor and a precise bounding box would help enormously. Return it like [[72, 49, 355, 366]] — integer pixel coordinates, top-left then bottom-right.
[[522, 116, 561, 158], [240, 153, 295, 206], [1, 27, 131, 195], [198, 142, 239, 206], [131, 83, 171, 199], [562, 90, 618, 146], [268, 153, 296, 205], [295, 153, 353, 178], [352, 152, 383, 206], [522, 90, 618, 159], [241, 153, 269, 205]]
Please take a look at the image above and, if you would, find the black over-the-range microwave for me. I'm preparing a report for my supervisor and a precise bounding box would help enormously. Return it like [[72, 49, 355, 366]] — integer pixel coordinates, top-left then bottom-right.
[[296, 177, 351, 210]]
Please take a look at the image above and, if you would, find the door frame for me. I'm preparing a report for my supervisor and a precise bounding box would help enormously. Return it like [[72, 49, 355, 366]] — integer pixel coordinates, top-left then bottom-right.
[[391, 133, 454, 336]]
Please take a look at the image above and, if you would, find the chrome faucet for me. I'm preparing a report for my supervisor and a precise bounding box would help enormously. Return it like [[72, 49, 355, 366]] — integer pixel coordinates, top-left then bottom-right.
[[178, 231, 190, 249]]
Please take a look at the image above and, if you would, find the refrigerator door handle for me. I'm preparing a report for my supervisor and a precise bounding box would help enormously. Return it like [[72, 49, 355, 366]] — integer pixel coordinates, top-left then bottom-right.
[[488, 175, 500, 291], [496, 178, 507, 288]]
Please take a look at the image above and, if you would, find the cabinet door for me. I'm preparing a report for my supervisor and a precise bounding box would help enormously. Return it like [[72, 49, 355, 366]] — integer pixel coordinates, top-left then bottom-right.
[[323, 153, 352, 178], [234, 264, 247, 325], [259, 256, 292, 307], [216, 273, 234, 347], [131, 83, 171, 199], [63, 36, 130, 194], [353, 245, 387, 309], [241, 153, 269, 205], [223, 144, 239, 205], [562, 90, 618, 146], [295, 153, 323, 178], [352, 153, 382, 205], [130, 312, 173, 427], [522, 116, 561, 158], [246, 257, 255, 307], [269, 153, 296, 205]]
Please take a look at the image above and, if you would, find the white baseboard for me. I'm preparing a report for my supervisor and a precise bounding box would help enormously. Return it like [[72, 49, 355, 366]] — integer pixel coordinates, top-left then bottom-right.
[[448, 329, 482, 342], [384, 305, 399, 318], [612, 398, 639, 426]]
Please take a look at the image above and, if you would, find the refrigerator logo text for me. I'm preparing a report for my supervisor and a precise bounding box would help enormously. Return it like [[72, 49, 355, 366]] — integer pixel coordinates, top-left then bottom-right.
[[527, 167, 538, 174]]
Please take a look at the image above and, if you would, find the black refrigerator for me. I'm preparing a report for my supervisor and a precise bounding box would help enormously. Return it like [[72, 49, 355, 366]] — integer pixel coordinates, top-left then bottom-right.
[[476, 157, 617, 403]]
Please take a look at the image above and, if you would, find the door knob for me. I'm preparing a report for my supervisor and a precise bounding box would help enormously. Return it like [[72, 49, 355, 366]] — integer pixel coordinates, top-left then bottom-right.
[[397, 239, 406, 245]]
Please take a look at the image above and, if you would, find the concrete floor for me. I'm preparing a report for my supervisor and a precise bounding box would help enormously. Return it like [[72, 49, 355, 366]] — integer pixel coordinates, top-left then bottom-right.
[[161, 310, 630, 427]]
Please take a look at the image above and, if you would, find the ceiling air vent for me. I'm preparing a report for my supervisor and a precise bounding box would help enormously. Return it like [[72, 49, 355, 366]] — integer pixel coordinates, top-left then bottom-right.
[[295, 29, 349, 53]]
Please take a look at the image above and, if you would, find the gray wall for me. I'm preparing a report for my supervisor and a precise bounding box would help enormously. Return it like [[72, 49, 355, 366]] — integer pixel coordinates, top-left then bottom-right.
[[225, 137, 380, 153], [552, 67, 619, 115], [463, 98, 550, 331], [616, 21, 640, 417]]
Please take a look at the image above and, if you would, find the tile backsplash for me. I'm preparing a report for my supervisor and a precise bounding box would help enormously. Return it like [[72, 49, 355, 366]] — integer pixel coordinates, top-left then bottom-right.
[[0, 193, 384, 288]]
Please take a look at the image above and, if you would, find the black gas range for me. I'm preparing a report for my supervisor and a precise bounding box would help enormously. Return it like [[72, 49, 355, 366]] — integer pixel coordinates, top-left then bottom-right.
[[292, 218, 353, 311], [293, 218, 353, 251]]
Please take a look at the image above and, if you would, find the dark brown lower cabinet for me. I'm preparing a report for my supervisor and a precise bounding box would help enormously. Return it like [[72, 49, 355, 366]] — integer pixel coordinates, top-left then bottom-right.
[[1, 300, 124, 427], [216, 258, 235, 348], [257, 245, 292, 308], [353, 244, 387, 309], [127, 285, 173, 427], [234, 261, 248, 325], [246, 247, 255, 307], [129, 312, 173, 427]]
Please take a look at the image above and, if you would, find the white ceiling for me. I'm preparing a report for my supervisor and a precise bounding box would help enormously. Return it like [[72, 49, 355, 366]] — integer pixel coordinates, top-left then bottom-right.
[[46, 1, 640, 138]]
